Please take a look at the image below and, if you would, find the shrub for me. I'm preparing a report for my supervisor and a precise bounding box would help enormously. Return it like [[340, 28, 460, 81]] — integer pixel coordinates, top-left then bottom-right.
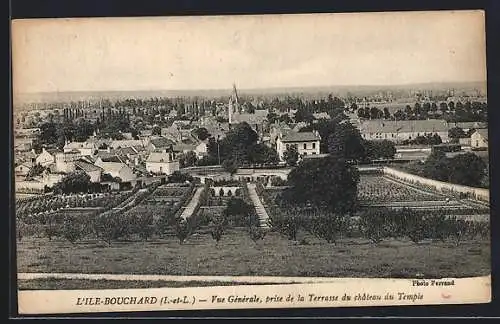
[[130, 212, 155, 241], [400, 209, 426, 244], [94, 212, 131, 245], [270, 177, 287, 186], [174, 218, 190, 244], [309, 213, 348, 244], [249, 226, 267, 245], [269, 213, 300, 241], [210, 220, 225, 245], [448, 217, 469, 246], [359, 209, 389, 244], [61, 215, 87, 244], [425, 212, 450, 242]]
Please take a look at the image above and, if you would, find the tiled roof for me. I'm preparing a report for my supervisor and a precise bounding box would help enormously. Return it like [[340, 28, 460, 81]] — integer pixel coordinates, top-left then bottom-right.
[[97, 161, 129, 173], [75, 160, 104, 173], [359, 119, 449, 134], [150, 137, 175, 148], [173, 144, 197, 152], [146, 151, 175, 163], [230, 110, 268, 125], [116, 147, 138, 156], [448, 122, 488, 130], [64, 141, 95, 149], [280, 131, 321, 143]]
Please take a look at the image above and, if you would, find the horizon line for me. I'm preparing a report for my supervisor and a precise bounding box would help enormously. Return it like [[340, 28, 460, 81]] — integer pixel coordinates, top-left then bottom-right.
[[14, 80, 487, 96]]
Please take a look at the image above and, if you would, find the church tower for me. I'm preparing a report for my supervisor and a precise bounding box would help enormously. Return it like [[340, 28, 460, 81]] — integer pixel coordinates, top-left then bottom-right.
[[228, 83, 239, 124]]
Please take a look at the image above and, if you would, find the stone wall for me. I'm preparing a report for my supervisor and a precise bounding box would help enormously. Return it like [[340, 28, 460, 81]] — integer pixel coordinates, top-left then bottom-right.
[[382, 166, 489, 203]]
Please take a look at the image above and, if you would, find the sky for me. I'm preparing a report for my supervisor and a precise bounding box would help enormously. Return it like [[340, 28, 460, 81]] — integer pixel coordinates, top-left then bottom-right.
[[11, 10, 486, 93]]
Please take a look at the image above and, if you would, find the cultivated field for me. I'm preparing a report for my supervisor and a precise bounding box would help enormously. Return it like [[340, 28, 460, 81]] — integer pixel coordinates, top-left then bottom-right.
[[17, 229, 490, 284], [16, 175, 491, 290]]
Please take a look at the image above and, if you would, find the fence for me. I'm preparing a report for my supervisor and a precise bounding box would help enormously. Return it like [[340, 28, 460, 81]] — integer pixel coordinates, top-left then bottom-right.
[[382, 167, 490, 203]]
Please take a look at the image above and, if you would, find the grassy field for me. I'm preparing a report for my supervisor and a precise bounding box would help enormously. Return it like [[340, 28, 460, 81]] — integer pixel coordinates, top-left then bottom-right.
[[17, 228, 490, 280]]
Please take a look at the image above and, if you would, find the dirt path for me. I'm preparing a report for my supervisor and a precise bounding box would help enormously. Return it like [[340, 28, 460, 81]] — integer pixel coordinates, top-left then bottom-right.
[[17, 272, 339, 284]]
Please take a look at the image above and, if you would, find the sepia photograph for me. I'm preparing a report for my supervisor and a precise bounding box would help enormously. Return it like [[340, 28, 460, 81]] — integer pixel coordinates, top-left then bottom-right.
[[11, 10, 491, 314]]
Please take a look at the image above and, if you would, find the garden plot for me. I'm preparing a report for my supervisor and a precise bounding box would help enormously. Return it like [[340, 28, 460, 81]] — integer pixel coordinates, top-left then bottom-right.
[[357, 174, 444, 203]]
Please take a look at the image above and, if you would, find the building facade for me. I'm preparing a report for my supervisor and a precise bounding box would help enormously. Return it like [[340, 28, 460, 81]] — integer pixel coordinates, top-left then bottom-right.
[[471, 129, 488, 150], [145, 151, 180, 175], [359, 120, 449, 143], [276, 131, 321, 161]]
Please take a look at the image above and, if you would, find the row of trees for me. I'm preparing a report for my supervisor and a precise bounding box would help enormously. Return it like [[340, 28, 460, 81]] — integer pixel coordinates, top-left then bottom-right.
[[398, 150, 488, 189], [266, 207, 489, 246], [356, 101, 487, 123]]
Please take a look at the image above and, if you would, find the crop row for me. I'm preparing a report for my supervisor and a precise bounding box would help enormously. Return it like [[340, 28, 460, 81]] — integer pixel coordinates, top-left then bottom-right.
[[357, 175, 443, 202]]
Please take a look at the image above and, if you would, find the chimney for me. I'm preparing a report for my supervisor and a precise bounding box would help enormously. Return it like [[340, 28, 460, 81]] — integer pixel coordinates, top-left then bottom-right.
[[107, 146, 111, 153]]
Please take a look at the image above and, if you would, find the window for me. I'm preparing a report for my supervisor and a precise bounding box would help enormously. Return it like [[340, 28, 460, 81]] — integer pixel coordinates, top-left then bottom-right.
[[312, 152, 316, 155], [312, 142, 316, 149], [303, 152, 307, 155], [303, 143, 307, 149]]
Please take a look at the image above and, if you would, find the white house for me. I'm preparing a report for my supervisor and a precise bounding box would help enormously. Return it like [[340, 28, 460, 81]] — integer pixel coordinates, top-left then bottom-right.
[[471, 129, 488, 150], [35, 148, 60, 167], [145, 150, 180, 175], [195, 141, 208, 158], [15, 162, 32, 177], [94, 160, 136, 182], [276, 131, 321, 161]]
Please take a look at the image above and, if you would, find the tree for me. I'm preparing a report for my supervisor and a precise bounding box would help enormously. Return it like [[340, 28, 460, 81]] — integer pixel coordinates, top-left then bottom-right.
[[179, 151, 198, 168], [327, 121, 366, 162], [94, 212, 131, 245], [248, 143, 278, 165], [359, 209, 389, 244], [209, 122, 258, 167], [222, 158, 238, 175], [74, 120, 95, 142], [448, 127, 467, 143], [194, 127, 211, 141], [174, 218, 190, 244], [422, 151, 450, 182], [152, 125, 161, 136], [26, 163, 46, 179], [310, 213, 347, 244], [130, 211, 155, 241], [294, 107, 314, 124], [283, 144, 299, 167], [223, 197, 255, 226], [383, 107, 391, 119], [61, 215, 87, 244], [363, 140, 396, 160], [447, 153, 487, 187], [169, 171, 193, 183], [52, 171, 92, 194], [439, 102, 448, 113], [448, 101, 455, 111], [39, 122, 59, 144], [282, 156, 359, 214]]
